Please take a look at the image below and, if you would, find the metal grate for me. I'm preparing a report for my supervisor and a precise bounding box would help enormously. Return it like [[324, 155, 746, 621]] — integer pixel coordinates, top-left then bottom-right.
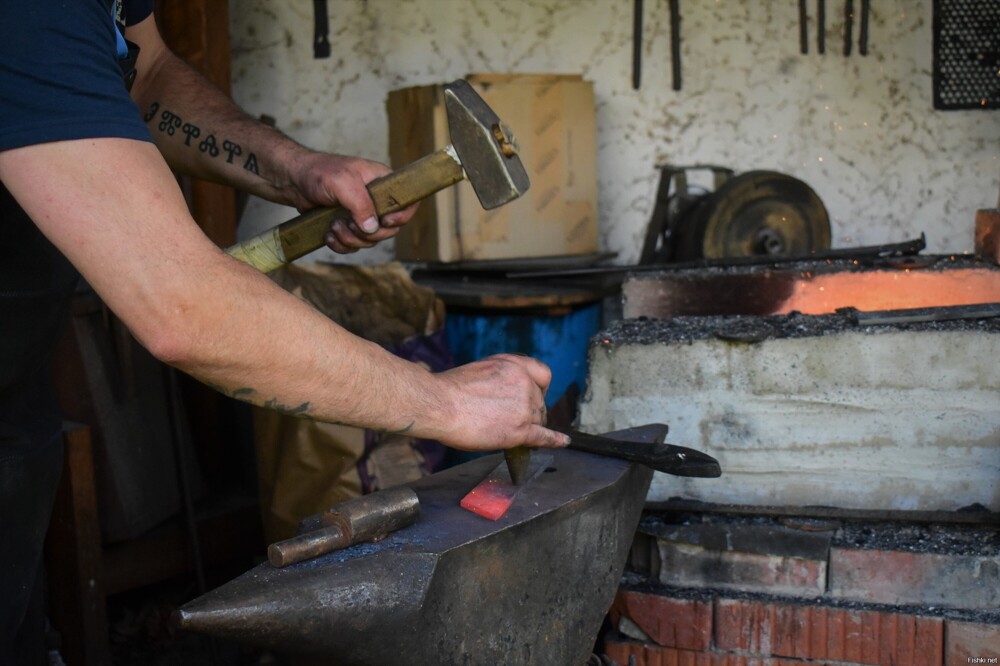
[[933, 0, 1000, 110]]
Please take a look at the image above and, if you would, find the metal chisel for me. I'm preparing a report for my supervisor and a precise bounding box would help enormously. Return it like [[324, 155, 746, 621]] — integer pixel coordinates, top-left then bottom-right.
[[558, 428, 722, 478]]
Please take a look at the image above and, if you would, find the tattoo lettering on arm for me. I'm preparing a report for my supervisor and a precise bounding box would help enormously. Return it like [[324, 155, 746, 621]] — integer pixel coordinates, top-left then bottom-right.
[[205, 384, 312, 417], [158, 110, 181, 135], [181, 123, 200, 146], [144, 101, 261, 176], [198, 133, 219, 157], [222, 139, 242, 164], [262, 398, 312, 416], [243, 153, 259, 174]]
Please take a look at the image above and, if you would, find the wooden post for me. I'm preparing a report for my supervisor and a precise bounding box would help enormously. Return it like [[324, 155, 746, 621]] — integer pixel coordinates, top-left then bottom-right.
[[45, 424, 111, 666]]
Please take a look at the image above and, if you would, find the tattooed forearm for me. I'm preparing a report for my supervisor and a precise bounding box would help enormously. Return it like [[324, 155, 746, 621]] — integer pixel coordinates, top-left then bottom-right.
[[144, 101, 260, 175], [206, 384, 312, 417], [262, 397, 312, 416]]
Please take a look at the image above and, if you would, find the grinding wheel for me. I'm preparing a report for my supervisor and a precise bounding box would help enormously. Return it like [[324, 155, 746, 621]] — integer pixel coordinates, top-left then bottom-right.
[[674, 170, 831, 260]]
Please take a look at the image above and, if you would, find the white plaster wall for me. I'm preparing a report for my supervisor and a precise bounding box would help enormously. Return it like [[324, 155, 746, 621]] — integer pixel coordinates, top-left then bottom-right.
[[229, 0, 999, 266]]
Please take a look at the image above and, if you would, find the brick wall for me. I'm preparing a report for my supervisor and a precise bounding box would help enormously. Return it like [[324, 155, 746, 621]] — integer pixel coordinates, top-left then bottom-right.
[[601, 516, 1000, 665]]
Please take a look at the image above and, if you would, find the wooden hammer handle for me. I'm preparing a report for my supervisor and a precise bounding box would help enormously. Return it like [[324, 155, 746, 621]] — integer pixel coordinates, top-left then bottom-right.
[[227, 148, 464, 272]]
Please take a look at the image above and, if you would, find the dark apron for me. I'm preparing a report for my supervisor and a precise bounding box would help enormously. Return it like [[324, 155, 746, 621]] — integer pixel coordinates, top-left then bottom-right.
[[0, 183, 78, 665]]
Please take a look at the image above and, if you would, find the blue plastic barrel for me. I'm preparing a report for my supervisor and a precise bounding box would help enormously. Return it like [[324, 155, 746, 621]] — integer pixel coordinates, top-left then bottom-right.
[[444, 303, 602, 408]]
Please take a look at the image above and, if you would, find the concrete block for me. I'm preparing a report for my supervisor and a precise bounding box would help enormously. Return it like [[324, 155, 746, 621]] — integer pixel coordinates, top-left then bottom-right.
[[648, 522, 830, 596], [581, 315, 1000, 512], [829, 547, 1000, 610]]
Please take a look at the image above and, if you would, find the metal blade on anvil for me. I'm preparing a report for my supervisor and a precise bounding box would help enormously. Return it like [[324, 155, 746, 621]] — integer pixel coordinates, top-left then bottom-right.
[[560, 428, 722, 478], [176, 424, 667, 666]]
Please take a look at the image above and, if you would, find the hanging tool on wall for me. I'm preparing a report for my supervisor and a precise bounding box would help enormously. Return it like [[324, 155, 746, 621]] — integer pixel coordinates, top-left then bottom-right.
[[859, 0, 870, 55], [843, 0, 854, 56], [669, 0, 682, 90], [799, 0, 809, 54], [817, 0, 826, 54], [313, 0, 330, 59], [633, 0, 643, 89], [807, 0, 867, 57]]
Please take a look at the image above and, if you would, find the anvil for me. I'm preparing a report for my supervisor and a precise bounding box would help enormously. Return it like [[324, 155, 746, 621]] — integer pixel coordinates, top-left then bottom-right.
[[176, 425, 666, 665]]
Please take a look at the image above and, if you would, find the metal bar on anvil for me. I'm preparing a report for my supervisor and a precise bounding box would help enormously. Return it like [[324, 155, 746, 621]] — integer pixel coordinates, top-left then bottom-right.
[[175, 425, 665, 666]]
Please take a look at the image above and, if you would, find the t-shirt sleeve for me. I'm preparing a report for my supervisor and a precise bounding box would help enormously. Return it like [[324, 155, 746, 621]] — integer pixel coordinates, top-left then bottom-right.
[[0, 2, 153, 152], [123, 0, 155, 26]]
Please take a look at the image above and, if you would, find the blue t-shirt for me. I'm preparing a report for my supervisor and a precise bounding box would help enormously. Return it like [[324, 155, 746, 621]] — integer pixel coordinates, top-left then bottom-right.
[[0, 0, 155, 152], [0, 0, 154, 450]]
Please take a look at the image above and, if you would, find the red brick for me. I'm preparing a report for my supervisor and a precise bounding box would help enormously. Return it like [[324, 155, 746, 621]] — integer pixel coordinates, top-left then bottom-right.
[[604, 638, 798, 666], [914, 615, 946, 666], [842, 610, 864, 663], [714, 599, 775, 655], [877, 612, 900, 666], [604, 635, 642, 665], [825, 605, 846, 661], [643, 643, 664, 666], [610, 589, 713, 650], [807, 606, 829, 658], [646, 647, 766, 666], [893, 614, 916, 666], [713, 598, 944, 664], [859, 609, 880, 664], [945, 621, 998, 666], [774, 603, 817, 658], [829, 547, 1000, 610]]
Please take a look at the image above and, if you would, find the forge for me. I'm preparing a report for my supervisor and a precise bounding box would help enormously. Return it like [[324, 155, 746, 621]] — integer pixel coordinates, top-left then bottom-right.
[[585, 254, 1000, 513], [585, 248, 1000, 664]]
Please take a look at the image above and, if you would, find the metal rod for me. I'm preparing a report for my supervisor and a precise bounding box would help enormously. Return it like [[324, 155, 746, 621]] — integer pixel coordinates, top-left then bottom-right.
[[507, 235, 929, 279], [851, 302, 1000, 326], [669, 0, 682, 91], [859, 0, 870, 55], [843, 0, 854, 56], [799, 0, 809, 54], [644, 499, 1000, 527], [817, 0, 826, 54], [313, 0, 330, 59], [632, 0, 643, 89]]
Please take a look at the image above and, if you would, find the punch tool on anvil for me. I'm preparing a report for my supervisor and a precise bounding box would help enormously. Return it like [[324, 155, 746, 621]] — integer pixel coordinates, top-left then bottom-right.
[[462, 426, 722, 520]]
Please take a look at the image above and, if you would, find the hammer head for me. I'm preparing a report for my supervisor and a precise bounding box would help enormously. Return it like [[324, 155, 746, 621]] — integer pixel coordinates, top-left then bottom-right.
[[444, 80, 530, 210]]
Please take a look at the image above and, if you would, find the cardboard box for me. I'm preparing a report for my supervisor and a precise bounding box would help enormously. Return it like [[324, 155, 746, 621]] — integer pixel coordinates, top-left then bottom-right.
[[388, 74, 598, 263]]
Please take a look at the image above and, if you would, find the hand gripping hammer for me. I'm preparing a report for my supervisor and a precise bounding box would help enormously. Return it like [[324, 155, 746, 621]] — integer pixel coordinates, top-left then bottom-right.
[[226, 80, 530, 273]]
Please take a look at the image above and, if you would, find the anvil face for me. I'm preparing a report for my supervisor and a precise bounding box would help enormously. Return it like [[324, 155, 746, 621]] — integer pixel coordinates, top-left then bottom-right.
[[176, 425, 662, 666]]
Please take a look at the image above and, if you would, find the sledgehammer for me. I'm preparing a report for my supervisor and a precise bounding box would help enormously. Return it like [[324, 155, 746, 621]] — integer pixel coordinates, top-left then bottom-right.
[[226, 80, 530, 273]]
